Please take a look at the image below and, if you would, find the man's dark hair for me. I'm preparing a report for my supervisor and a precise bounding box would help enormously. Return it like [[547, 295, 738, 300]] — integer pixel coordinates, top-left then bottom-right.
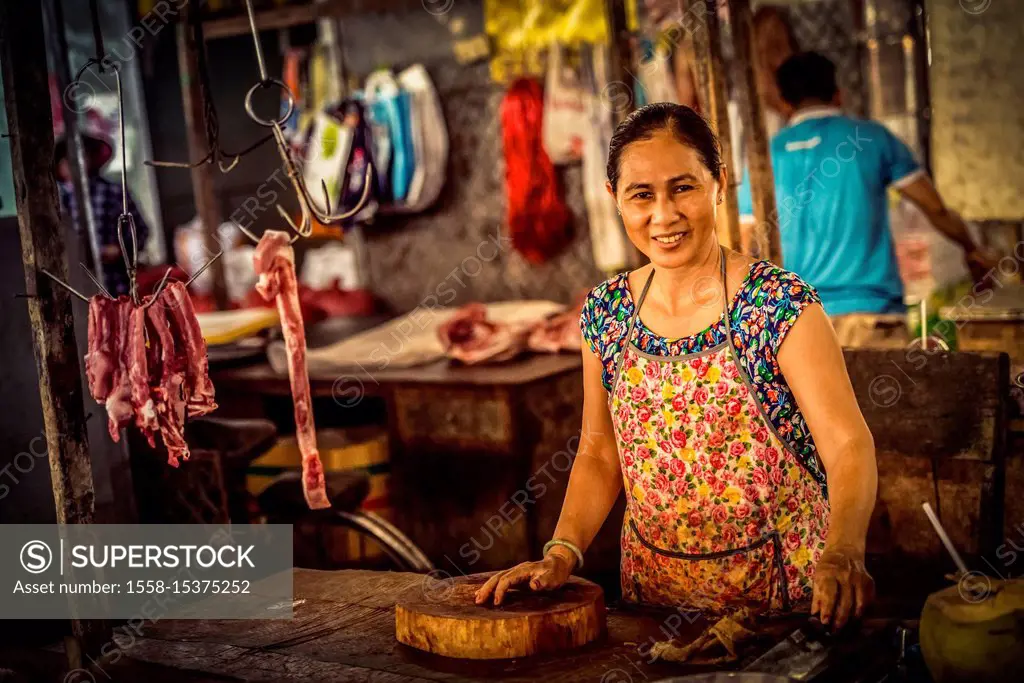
[[776, 52, 839, 107]]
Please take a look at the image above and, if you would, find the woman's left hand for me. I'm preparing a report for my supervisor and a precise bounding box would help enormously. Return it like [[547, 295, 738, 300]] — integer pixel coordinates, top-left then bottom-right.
[[810, 544, 874, 630]]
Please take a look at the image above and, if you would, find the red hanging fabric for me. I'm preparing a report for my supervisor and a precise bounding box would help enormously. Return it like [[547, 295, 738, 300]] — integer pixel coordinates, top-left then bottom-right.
[[500, 78, 573, 264]]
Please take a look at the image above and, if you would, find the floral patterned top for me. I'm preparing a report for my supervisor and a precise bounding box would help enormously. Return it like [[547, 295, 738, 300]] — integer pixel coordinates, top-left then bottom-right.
[[580, 260, 825, 484]]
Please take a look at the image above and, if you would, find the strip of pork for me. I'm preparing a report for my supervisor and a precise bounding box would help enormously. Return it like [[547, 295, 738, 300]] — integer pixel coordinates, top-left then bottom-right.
[[105, 298, 135, 442], [85, 296, 119, 401], [161, 282, 217, 417], [146, 301, 190, 467], [254, 230, 330, 510]]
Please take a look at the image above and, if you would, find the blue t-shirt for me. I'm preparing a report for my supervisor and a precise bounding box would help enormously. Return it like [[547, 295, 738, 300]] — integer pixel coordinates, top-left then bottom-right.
[[738, 108, 921, 316]]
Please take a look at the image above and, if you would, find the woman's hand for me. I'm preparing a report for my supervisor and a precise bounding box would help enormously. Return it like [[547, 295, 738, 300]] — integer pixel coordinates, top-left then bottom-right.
[[474, 551, 575, 606], [811, 544, 875, 630], [965, 246, 1000, 285]]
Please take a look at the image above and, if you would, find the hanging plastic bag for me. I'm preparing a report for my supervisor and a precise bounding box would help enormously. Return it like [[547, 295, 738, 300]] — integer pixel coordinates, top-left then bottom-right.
[[581, 46, 632, 273], [333, 98, 379, 227], [397, 64, 449, 211], [397, 71, 426, 208], [636, 39, 678, 106], [302, 112, 354, 215], [541, 42, 587, 165], [364, 70, 415, 203]]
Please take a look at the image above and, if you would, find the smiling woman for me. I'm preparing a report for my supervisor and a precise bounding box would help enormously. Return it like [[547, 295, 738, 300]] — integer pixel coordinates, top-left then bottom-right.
[[476, 103, 879, 633]]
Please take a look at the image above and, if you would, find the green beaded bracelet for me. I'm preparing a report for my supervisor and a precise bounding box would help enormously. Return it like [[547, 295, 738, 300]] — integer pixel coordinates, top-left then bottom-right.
[[543, 539, 584, 570]]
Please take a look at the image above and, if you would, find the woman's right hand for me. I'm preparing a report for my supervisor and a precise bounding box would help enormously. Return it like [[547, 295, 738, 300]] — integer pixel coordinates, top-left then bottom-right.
[[474, 551, 575, 606]]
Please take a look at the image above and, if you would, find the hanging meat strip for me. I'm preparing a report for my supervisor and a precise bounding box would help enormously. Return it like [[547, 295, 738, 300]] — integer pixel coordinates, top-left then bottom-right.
[[254, 230, 331, 510], [85, 296, 120, 402], [105, 297, 135, 442], [146, 300, 190, 467], [162, 282, 217, 418]]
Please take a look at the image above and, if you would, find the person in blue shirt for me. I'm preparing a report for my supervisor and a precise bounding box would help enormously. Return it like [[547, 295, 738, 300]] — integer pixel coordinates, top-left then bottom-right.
[[738, 52, 996, 342]]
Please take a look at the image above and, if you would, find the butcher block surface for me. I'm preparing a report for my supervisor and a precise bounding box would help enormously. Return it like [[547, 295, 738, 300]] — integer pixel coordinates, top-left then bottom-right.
[[395, 574, 606, 659], [6, 569, 758, 682]]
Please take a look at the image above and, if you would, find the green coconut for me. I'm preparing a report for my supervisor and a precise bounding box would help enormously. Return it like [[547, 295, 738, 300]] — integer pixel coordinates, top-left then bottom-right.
[[919, 578, 1024, 683]]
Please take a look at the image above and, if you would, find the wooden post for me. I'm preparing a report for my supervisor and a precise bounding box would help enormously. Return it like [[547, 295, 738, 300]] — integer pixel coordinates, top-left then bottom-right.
[[728, 0, 781, 264], [603, 0, 634, 127], [0, 0, 110, 663], [685, 0, 740, 252], [177, 4, 229, 310], [602, 0, 647, 268]]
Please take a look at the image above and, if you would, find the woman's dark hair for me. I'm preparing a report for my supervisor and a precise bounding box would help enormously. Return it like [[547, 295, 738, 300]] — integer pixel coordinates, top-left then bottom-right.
[[606, 103, 722, 192], [776, 52, 838, 107]]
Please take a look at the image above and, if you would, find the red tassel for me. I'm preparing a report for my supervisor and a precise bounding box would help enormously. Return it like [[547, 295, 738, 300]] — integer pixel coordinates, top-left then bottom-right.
[[500, 78, 573, 264]]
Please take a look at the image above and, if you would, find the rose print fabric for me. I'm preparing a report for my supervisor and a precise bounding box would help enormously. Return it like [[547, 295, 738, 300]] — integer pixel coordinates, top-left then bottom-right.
[[605, 252, 829, 615], [581, 260, 826, 485]]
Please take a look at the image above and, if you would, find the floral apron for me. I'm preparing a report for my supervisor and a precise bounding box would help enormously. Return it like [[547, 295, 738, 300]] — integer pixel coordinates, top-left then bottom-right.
[[610, 249, 830, 615]]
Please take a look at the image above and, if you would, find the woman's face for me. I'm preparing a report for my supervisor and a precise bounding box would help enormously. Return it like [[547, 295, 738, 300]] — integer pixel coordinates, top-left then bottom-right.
[[609, 128, 725, 270]]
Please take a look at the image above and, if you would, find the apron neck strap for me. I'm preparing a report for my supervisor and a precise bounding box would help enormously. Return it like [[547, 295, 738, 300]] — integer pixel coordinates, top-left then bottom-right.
[[613, 244, 731, 384], [718, 245, 732, 336]]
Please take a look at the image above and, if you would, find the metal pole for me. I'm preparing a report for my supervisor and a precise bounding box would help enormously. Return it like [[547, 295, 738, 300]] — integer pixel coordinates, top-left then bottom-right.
[[43, 0, 106, 287]]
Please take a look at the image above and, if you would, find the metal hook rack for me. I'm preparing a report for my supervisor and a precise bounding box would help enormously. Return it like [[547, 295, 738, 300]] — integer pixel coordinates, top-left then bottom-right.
[[238, 0, 373, 244], [145, 0, 273, 173], [42, 60, 223, 306]]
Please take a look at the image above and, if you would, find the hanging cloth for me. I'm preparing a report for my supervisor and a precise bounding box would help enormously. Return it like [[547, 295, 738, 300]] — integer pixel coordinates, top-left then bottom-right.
[[501, 78, 573, 264], [364, 69, 415, 203], [397, 64, 449, 211], [541, 42, 587, 165]]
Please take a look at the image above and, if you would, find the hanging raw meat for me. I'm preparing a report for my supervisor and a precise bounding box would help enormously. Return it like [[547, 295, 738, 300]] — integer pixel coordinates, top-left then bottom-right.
[[83, 281, 218, 466], [253, 230, 330, 510]]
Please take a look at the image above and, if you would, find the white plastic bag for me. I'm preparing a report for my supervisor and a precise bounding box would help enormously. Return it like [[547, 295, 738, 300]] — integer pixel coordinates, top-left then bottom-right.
[[398, 64, 449, 211], [582, 46, 632, 272], [542, 42, 587, 165], [302, 112, 354, 214]]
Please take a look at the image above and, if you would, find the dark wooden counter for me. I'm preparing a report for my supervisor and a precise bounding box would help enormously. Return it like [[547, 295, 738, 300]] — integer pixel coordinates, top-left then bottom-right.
[[210, 352, 610, 579], [55, 570, 834, 683]]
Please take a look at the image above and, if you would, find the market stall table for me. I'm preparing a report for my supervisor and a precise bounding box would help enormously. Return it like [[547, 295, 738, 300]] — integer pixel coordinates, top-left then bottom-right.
[[211, 349, 613, 577], [23, 569, 907, 683]]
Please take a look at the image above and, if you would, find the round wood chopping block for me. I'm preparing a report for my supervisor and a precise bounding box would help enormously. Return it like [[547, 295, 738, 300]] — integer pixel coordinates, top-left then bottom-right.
[[395, 573, 606, 660]]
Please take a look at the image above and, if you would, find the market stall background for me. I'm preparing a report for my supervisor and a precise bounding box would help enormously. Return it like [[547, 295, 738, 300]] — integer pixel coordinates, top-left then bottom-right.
[[1, 0, 1023, 676]]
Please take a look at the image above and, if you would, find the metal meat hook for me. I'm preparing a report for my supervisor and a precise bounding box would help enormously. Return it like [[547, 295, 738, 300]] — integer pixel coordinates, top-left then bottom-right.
[[239, 0, 373, 243]]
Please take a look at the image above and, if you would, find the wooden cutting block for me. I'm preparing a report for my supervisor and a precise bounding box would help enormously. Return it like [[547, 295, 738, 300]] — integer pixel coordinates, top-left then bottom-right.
[[395, 573, 606, 659]]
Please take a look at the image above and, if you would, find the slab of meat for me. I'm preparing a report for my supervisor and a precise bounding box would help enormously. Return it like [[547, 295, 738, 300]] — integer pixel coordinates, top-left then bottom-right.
[[83, 280, 217, 467], [526, 293, 586, 353], [254, 231, 330, 510], [526, 310, 582, 353], [438, 303, 529, 364]]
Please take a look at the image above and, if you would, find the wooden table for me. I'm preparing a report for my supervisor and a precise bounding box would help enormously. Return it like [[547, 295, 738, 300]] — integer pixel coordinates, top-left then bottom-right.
[[25, 569, 888, 683]]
